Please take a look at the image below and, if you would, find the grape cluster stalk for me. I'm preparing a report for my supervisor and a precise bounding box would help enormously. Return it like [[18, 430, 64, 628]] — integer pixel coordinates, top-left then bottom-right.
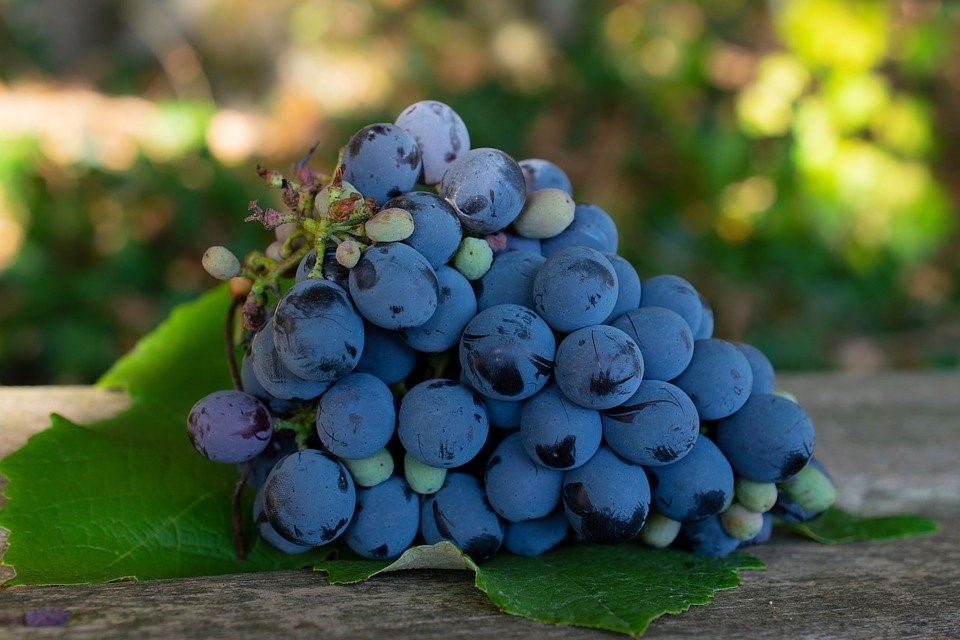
[[187, 99, 836, 562]]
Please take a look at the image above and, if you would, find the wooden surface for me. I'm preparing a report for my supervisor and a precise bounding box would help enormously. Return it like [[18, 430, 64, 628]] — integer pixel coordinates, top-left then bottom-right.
[[1, 372, 958, 638]]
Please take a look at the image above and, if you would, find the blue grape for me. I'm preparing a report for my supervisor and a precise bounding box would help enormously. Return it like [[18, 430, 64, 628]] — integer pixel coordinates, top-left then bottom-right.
[[420, 472, 504, 560], [695, 294, 714, 340], [273, 279, 364, 382], [315, 373, 396, 460], [639, 274, 703, 336], [296, 245, 350, 289], [735, 342, 776, 394], [561, 446, 650, 544], [239, 428, 298, 489], [384, 191, 463, 268], [398, 379, 489, 468], [263, 449, 356, 546], [554, 325, 643, 410], [645, 436, 735, 522], [611, 307, 694, 382], [482, 396, 524, 430], [459, 303, 556, 401], [603, 254, 642, 323], [602, 380, 699, 466], [533, 246, 619, 333], [352, 321, 418, 385], [253, 485, 313, 554], [503, 508, 569, 556], [400, 265, 476, 353], [342, 123, 422, 205], [394, 100, 470, 184], [520, 384, 602, 470], [519, 158, 573, 195], [345, 475, 420, 559], [541, 203, 618, 256], [676, 515, 741, 557], [672, 338, 753, 420], [348, 242, 439, 330], [474, 249, 545, 312], [438, 148, 526, 234], [240, 353, 303, 417], [485, 432, 564, 522], [187, 390, 272, 464], [251, 317, 332, 401], [714, 393, 815, 483]]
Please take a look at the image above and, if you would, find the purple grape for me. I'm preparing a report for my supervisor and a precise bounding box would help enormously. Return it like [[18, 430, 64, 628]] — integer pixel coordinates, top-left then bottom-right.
[[345, 475, 420, 559], [187, 390, 273, 464], [315, 373, 396, 460], [249, 318, 331, 401], [385, 191, 463, 268]]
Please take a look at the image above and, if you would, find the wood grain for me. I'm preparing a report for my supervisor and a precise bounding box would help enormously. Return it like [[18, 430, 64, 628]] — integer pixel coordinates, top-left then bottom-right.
[[0, 372, 958, 639]]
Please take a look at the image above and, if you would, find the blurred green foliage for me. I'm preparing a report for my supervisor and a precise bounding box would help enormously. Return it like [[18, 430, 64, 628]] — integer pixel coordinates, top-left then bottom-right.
[[1, 0, 958, 384]]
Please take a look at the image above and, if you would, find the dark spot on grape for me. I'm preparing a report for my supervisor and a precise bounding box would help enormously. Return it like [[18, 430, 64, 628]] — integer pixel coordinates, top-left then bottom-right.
[[427, 379, 458, 389], [370, 544, 390, 559], [536, 435, 576, 468], [390, 304, 403, 315], [464, 533, 501, 560], [474, 412, 483, 423], [444, 151, 457, 162], [568, 258, 616, 287], [652, 445, 679, 463], [487, 454, 502, 470], [352, 258, 378, 291], [344, 342, 357, 358], [459, 194, 488, 216], [467, 352, 525, 397], [780, 451, 811, 481], [692, 489, 727, 520], [432, 500, 453, 538], [439, 285, 452, 303]]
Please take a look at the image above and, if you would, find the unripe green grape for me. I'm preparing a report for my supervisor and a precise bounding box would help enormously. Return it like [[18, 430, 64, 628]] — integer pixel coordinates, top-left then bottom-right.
[[779, 463, 836, 513], [452, 236, 493, 280], [336, 238, 363, 269], [512, 188, 575, 239], [201, 245, 241, 281], [639, 510, 681, 548], [735, 478, 778, 513], [720, 503, 765, 540], [364, 207, 415, 242], [403, 453, 446, 495], [340, 447, 394, 487]]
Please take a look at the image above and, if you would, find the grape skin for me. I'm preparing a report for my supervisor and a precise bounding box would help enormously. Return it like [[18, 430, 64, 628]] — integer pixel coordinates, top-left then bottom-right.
[[394, 100, 470, 185], [187, 390, 273, 464], [553, 325, 643, 410], [342, 123, 422, 205], [348, 242, 439, 330]]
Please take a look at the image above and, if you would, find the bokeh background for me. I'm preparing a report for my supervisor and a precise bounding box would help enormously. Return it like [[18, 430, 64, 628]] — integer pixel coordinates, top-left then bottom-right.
[[1, 0, 958, 385]]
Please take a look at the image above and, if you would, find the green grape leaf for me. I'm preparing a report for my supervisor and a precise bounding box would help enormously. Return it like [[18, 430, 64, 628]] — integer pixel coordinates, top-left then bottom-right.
[[0, 286, 332, 585], [784, 506, 939, 544], [317, 541, 764, 636]]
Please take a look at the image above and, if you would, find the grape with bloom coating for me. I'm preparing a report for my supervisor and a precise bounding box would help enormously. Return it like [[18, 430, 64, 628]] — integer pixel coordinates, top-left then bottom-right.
[[187, 390, 272, 464]]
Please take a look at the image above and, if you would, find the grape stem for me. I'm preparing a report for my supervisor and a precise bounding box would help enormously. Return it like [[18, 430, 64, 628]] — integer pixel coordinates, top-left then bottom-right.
[[225, 296, 244, 392], [233, 461, 252, 562]]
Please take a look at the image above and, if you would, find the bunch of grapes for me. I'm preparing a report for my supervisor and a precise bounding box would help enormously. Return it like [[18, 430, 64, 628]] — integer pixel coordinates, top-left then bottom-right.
[[187, 100, 837, 562]]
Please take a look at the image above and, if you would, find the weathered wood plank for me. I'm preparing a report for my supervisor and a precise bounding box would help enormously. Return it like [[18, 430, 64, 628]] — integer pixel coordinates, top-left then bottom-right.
[[0, 372, 958, 639]]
